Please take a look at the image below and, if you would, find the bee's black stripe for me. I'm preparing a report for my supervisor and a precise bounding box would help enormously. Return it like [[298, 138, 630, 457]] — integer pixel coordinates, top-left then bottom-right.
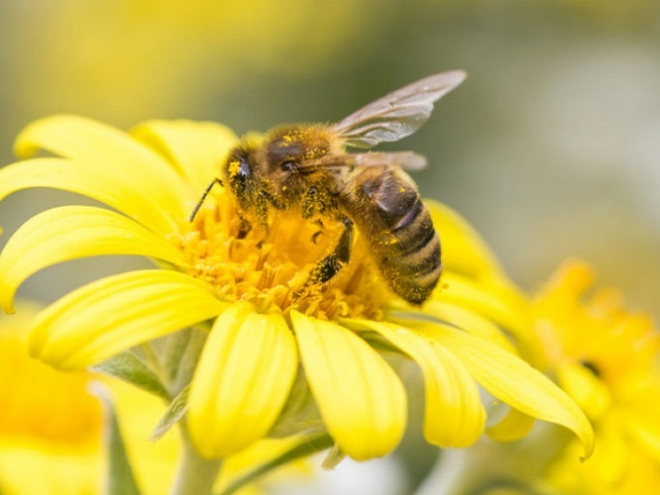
[[379, 201, 442, 305], [393, 198, 423, 232]]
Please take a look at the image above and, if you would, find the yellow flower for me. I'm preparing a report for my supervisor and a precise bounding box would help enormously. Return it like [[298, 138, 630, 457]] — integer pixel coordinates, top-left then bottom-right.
[[533, 261, 660, 494], [214, 436, 313, 495], [0, 115, 592, 461], [0, 301, 179, 495]]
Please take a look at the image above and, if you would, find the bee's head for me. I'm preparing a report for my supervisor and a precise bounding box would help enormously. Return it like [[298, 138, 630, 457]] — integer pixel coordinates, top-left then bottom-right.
[[222, 125, 336, 212], [221, 138, 263, 210]]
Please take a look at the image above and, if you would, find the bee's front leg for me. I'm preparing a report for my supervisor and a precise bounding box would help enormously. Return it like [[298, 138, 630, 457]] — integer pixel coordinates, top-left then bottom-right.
[[240, 189, 280, 239], [301, 185, 338, 220], [301, 186, 321, 220], [235, 212, 252, 239], [308, 216, 354, 284]]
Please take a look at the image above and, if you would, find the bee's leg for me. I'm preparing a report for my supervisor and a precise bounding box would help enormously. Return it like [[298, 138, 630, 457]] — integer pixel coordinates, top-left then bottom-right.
[[235, 213, 252, 239], [254, 189, 284, 233], [302, 185, 337, 219], [301, 186, 320, 219], [254, 190, 270, 228], [236, 189, 275, 239], [309, 217, 354, 284]]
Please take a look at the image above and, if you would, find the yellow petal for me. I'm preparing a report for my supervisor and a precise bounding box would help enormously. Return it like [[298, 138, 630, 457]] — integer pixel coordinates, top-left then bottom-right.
[[216, 435, 313, 494], [291, 311, 406, 460], [0, 206, 187, 313], [0, 448, 100, 495], [0, 158, 178, 235], [436, 272, 532, 343], [425, 343, 487, 446], [188, 303, 297, 458], [29, 270, 226, 370], [627, 414, 660, 464], [105, 378, 180, 495], [556, 362, 611, 419], [131, 120, 238, 194], [486, 408, 536, 442], [419, 323, 595, 458], [417, 301, 518, 354], [346, 319, 485, 448], [427, 200, 506, 281], [15, 115, 192, 220]]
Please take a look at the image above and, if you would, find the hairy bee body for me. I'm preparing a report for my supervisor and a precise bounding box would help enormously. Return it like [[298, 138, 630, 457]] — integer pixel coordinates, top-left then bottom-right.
[[339, 165, 441, 304], [196, 71, 466, 305]]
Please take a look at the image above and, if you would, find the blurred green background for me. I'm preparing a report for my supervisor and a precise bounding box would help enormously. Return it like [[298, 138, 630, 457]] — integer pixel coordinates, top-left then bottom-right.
[[2, 0, 660, 315]]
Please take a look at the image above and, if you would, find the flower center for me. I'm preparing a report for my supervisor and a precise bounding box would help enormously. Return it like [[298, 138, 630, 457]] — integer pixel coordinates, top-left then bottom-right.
[[173, 189, 386, 320]]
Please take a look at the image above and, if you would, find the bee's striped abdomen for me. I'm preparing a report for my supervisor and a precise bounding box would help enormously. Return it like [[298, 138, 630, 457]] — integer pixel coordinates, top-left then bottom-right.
[[343, 167, 442, 305]]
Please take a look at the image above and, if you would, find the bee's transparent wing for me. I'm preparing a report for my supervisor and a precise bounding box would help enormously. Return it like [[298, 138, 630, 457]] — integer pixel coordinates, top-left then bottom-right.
[[333, 70, 466, 149], [299, 151, 427, 173]]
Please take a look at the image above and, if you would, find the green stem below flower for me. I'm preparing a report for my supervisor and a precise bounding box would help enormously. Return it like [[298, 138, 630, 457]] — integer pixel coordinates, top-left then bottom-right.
[[170, 420, 222, 495], [218, 433, 334, 495]]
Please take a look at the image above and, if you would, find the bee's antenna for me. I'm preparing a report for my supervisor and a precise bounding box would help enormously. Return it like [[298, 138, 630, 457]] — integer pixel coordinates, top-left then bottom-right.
[[189, 178, 223, 222]]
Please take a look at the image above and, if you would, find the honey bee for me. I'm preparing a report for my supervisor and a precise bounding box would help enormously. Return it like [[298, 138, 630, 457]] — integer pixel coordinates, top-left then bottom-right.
[[193, 71, 467, 305]]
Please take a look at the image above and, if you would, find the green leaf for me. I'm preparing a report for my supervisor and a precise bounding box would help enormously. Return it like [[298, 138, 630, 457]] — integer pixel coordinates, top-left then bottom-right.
[[150, 385, 190, 441], [91, 384, 142, 495], [217, 433, 334, 495], [163, 326, 210, 395], [321, 443, 346, 470], [269, 367, 322, 438], [92, 351, 170, 400]]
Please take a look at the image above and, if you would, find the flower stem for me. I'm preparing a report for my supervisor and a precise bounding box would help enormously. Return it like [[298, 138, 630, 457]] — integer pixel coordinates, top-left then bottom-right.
[[170, 421, 222, 495], [218, 433, 334, 495]]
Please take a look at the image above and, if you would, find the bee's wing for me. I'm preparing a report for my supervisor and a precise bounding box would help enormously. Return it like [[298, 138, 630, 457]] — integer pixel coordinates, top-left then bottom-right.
[[299, 151, 427, 173], [333, 70, 466, 149]]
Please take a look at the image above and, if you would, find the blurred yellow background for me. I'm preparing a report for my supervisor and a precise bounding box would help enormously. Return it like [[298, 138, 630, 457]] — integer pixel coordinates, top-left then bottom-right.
[[1, 0, 659, 316]]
